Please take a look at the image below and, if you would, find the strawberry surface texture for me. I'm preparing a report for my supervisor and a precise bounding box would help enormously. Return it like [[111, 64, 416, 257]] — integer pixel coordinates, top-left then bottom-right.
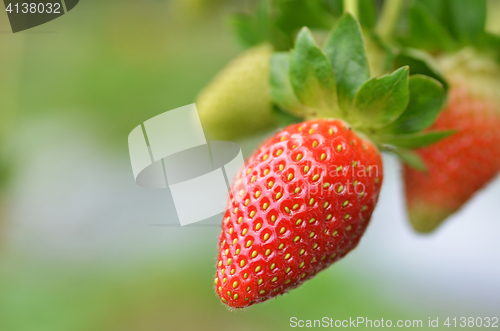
[[215, 119, 383, 308]]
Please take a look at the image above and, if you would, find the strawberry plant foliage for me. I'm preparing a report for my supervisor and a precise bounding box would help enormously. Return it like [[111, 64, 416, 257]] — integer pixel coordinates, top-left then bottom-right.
[[392, 0, 500, 76], [271, 14, 450, 171], [323, 14, 370, 110], [352, 66, 409, 129], [289, 29, 338, 116], [406, 0, 487, 48], [382, 75, 446, 134], [229, 0, 341, 51]]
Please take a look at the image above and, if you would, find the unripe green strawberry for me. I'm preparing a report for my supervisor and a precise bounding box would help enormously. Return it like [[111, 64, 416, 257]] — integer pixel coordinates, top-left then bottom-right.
[[197, 44, 276, 140], [215, 119, 383, 308], [403, 51, 500, 233]]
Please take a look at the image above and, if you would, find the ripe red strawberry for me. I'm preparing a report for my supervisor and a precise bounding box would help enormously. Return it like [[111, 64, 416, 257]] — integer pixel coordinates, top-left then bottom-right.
[[403, 56, 500, 232], [214, 119, 383, 308]]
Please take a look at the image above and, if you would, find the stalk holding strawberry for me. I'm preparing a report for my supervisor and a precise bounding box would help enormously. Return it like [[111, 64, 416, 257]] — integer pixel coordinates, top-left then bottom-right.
[[215, 14, 448, 308]]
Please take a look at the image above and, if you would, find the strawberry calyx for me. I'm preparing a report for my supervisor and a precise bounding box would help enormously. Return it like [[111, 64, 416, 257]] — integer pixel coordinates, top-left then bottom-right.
[[270, 14, 452, 171]]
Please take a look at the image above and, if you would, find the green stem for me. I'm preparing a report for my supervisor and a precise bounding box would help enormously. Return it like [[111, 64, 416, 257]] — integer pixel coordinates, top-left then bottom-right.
[[343, 0, 359, 19], [376, 0, 404, 41]]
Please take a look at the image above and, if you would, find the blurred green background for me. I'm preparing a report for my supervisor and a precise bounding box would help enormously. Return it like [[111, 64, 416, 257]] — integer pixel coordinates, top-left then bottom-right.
[[0, 1, 499, 330]]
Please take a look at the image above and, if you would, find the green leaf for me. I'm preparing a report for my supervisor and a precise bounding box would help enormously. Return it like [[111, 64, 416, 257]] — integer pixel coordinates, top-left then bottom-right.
[[389, 147, 427, 171], [323, 13, 370, 110], [324, 0, 344, 18], [228, 1, 273, 49], [414, 0, 445, 20], [270, 52, 304, 115], [275, 0, 337, 34], [228, 0, 293, 51], [406, 2, 457, 52], [229, 14, 264, 49], [358, 0, 378, 31], [474, 32, 500, 58], [393, 48, 449, 93], [271, 105, 303, 127], [352, 67, 409, 129], [272, 0, 332, 50], [443, 0, 487, 44], [382, 75, 444, 134], [255, 0, 273, 37], [289, 28, 338, 113], [379, 130, 455, 149]]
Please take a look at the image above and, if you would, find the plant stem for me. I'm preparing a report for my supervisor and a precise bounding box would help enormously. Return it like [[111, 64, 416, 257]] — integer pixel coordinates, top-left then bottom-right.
[[343, 0, 359, 19], [376, 0, 404, 41]]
